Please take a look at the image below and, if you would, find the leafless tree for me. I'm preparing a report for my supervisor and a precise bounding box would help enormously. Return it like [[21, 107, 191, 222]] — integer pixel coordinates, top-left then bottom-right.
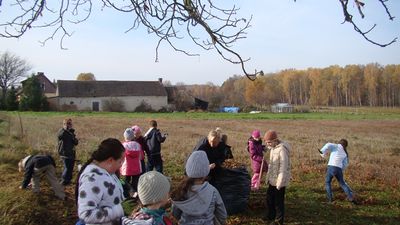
[[0, 51, 32, 99], [0, 1, 397, 81]]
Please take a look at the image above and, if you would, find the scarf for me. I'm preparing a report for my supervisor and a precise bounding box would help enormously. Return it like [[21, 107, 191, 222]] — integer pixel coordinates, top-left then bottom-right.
[[141, 207, 167, 225]]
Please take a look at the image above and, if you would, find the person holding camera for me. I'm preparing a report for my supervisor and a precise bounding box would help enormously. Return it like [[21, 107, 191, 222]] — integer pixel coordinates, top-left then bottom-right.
[[144, 120, 167, 174], [57, 118, 79, 186]]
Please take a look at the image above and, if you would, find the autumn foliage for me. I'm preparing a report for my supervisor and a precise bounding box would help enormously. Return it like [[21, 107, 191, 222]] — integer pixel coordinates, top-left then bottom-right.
[[183, 63, 400, 110]]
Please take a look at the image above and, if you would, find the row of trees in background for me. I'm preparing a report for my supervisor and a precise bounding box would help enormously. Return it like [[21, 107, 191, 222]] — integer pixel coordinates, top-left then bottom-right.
[[179, 63, 400, 109], [2, 50, 400, 112]]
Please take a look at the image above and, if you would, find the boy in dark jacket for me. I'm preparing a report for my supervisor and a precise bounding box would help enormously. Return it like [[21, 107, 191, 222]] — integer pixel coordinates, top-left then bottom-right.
[[18, 154, 65, 200], [57, 118, 79, 185], [144, 120, 167, 174]]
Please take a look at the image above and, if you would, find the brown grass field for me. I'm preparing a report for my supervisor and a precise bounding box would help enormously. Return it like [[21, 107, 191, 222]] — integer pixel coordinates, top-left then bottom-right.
[[0, 112, 399, 225]]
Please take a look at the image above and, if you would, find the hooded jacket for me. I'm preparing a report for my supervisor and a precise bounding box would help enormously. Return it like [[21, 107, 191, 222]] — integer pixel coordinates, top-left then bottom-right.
[[266, 141, 291, 190], [320, 143, 349, 170], [120, 141, 144, 176], [172, 182, 227, 225], [248, 138, 267, 173], [144, 128, 166, 156], [77, 164, 125, 225]]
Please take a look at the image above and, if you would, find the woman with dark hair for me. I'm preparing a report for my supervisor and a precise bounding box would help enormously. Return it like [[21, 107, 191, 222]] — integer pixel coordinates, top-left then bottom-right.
[[75, 138, 126, 225], [319, 139, 356, 204]]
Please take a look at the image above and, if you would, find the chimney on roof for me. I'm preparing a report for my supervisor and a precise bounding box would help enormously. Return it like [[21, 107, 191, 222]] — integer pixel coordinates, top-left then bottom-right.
[[37, 72, 44, 76], [158, 78, 163, 84]]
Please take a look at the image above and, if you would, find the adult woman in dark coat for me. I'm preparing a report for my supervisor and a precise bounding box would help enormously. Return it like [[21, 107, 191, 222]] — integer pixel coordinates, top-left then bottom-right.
[[193, 130, 226, 185]]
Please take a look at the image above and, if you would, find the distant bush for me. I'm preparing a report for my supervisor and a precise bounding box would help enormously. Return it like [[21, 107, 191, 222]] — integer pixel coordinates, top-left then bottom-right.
[[135, 101, 154, 112], [158, 106, 174, 113], [294, 105, 311, 113], [102, 98, 126, 112]]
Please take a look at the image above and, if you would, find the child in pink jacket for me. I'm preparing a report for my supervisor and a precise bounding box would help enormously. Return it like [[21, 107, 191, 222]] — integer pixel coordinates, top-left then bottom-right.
[[120, 128, 144, 196], [248, 130, 267, 190]]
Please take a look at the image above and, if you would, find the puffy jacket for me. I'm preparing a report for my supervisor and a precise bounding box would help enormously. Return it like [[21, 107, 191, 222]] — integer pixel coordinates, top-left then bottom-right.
[[145, 128, 166, 156], [172, 182, 227, 225], [248, 138, 267, 173], [266, 141, 291, 189], [120, 141, 144, 176]]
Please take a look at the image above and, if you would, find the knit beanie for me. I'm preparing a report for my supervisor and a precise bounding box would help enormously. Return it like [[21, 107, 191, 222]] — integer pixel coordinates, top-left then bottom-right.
[[252, 130, 261, 139], [131, 125, 142, 135], [123, 128, 134, 141], [264, 130, 278, 141], [138, 171, 170, 205], [185, 151, 210, 178]]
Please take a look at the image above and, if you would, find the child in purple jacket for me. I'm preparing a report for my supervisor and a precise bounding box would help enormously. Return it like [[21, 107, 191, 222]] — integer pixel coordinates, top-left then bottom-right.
[[248, 130, 267, 190]]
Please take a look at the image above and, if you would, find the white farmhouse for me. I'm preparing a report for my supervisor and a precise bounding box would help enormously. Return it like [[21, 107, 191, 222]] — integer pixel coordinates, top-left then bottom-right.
[[55, 80, 168, 112]]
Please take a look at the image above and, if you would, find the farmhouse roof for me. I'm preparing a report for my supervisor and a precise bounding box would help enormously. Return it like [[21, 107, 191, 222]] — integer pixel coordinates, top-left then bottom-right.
[[57, 80, 167, 97]]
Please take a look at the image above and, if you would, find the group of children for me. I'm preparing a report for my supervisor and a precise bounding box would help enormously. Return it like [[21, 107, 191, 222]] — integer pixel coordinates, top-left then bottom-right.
[[74, 138, 227, 225], [17, 121, 354, 225], [119, 125, 228, 224], [121, 151, 227, 225], [120, 120, 167, 199]]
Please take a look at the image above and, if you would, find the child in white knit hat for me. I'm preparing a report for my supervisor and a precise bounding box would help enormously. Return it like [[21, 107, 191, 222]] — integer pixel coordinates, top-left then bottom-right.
[[121, 171, 173, 225], [120, 127, 144, 198], [171, 151, 227, 225]]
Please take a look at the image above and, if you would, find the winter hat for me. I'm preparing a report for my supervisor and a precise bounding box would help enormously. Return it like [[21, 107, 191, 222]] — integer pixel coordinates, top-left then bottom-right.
[[252, 130, 261, 139], [138, 171, 170, 205], [264, 130, 278, 141], [185, 151, 210, 178], [123, 128, 134, 141], [131, 125, 142, 135]]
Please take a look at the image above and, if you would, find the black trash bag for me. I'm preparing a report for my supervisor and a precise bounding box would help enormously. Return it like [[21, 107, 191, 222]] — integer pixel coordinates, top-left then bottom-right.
[[213, 167, 251, 215]]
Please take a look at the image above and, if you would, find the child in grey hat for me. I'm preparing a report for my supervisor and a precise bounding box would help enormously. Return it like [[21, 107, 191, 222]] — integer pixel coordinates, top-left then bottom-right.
[[171, 151, 227, 225], [121, 171, 173, 225]]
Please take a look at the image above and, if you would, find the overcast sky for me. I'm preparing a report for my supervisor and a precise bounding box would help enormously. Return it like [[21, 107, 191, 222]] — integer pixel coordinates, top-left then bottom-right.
[[1, 1, 399, 85]]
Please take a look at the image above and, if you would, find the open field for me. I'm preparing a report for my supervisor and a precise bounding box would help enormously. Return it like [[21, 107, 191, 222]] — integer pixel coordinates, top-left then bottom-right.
[[0, 110, 399, 225]]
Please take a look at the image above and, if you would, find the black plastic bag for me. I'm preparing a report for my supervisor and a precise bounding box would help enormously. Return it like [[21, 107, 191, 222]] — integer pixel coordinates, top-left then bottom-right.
[[213, 167, 251, 215]]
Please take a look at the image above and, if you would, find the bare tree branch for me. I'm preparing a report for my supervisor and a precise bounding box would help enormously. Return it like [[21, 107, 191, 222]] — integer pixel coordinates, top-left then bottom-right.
[[339, 0, 397, 47], [0, 0, 260, 80], [0, 1, 398, 81]]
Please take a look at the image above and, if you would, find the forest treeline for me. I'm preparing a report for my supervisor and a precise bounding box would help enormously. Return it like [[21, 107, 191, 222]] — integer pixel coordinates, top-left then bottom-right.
[[178, 63, 400, 110]]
